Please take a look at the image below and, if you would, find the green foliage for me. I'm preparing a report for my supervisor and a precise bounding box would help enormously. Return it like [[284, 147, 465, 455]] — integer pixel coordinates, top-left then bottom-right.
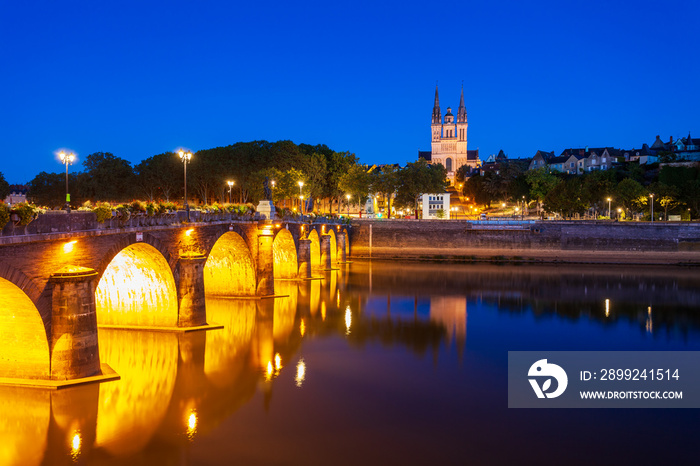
[[93, 202, 113, 223], [615, 178, 647, 213], [543, 178, 587, 217], [435, 208, 446, 219], [338, 164, 371, 206], [0, 203, 9, 230], [129, 200, 146, 214], [82, 152, 136, 202], [526, 167, 559, 202], [0, 172, 9, 200], [463, 174, 492, 207], [370, 165, 399, 218], [394, 159, 447, 213], [11, 202, 40, 226], [135, 152, 182, 202]]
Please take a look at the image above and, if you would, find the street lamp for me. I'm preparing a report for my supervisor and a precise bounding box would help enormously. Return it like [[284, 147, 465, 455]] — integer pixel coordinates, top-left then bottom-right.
[[346, 193, 351, 217], [649, 193, 654, 223], [178, 150, 193, 221], [227, 180, 234, 204], [299, 195, 304, 215], [58, 151, 75, 211], [617, 207, 622, 220]]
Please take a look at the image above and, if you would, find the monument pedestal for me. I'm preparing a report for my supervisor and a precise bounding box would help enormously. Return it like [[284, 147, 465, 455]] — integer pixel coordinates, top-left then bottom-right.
[[256, 200, 276, 220]]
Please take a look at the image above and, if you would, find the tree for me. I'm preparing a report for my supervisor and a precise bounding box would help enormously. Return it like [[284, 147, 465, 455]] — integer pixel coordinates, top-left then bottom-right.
[[135, 152, 181, 202], [615, 178, 647, 215], [28, 171, 79, 207], [370, 165, 399, 218], [649, 182, 679, 221], [463, 174, 491, 207], [82, 152, 136, 202], [543, 178, 587, 218], [394, 159, 447, 217], [338, 165, 371, 210], [526, 167, 559, 214], [0, 172, 9, 200]]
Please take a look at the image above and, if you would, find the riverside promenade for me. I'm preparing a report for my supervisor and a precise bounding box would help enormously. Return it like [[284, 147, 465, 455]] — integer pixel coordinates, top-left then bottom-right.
[[349, 219, 700, 265]]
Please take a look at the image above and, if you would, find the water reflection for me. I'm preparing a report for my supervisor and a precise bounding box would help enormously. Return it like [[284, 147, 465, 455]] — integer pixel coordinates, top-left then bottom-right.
[[2, 261, 700, 464]]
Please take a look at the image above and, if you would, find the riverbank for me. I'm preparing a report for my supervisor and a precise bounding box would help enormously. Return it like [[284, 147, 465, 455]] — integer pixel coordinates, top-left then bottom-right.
[[348, 219, 700, 265]]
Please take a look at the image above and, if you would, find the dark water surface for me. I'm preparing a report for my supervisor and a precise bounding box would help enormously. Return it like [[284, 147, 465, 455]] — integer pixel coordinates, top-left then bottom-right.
[[3, 261, 700, 465]]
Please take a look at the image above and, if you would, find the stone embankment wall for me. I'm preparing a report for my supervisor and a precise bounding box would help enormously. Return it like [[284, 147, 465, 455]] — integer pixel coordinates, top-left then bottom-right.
[[349, 220, 700, 265]]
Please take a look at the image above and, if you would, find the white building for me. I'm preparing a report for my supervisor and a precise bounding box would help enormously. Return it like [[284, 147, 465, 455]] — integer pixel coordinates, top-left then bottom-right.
[[421, 193, 451, 219]]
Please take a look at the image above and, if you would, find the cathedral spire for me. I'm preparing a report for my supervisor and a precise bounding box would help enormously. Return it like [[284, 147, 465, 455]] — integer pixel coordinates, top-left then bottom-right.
[[457, 83, 467, 123], [432, 84, 441, 124]]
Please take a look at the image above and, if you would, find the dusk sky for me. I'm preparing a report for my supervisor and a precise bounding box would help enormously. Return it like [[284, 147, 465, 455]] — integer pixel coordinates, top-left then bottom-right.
[[2, 0, 699, 183]]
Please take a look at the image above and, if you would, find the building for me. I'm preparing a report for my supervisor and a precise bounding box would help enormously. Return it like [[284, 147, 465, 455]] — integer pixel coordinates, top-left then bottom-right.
[[419, 85, 480, 184], [4, 185, 28, 205], [528, 150, 555, 171], [421, 192, 451, 219]]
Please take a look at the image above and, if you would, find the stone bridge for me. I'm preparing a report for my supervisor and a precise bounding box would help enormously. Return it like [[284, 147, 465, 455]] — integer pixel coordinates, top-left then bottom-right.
[[0, 214, 350, 385]]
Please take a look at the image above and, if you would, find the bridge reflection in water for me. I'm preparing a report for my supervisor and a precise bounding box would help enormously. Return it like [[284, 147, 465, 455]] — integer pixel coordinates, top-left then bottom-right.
[[0, 261, 467, 464], [2, 261, 699, 464]]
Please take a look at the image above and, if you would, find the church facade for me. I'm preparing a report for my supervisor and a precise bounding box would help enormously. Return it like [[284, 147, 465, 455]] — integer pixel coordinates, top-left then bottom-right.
[[419, 85, 480, 184]]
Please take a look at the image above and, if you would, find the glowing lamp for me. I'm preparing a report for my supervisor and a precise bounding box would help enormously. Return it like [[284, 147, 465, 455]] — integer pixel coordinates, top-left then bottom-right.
[[63, 240, 77, 253]]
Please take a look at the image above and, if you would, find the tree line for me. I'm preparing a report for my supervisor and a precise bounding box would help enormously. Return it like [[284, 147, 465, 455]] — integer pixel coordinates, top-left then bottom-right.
[[16, 140, 449, 218], [459, 161, 700, 219]]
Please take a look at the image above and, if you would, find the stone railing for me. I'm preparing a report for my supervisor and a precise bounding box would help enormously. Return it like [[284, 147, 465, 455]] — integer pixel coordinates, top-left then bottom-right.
[[1, 210, 347, 237]]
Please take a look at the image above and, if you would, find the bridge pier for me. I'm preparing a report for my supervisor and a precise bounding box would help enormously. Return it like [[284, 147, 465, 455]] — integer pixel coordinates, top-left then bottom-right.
[[297, 239, 312, 278], [257, 226, 275, 296], [176, 255, 208, 327], [49, 267, 101, 380], [320, 235, 332, 270], [336, 232, 347, 263]]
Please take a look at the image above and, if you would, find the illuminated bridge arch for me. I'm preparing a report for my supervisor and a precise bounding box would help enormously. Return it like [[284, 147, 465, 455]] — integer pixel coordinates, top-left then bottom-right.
[[96, 242, 179, 327], [204, 231, 256, 296], [0, 275, 51, 379], [307, 229, 321, 269], [273, 228, 298, 279]]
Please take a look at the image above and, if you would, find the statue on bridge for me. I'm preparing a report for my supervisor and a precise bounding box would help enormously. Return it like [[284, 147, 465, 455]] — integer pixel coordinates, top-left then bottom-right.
[[263, 177, 272, 201]]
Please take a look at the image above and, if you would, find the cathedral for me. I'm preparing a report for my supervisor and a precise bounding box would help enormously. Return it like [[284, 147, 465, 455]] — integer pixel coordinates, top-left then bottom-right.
[[418, 85, 480, 184]]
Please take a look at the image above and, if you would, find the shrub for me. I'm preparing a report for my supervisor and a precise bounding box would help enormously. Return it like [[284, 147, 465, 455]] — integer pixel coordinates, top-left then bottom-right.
[[0, 203, 9, 230], [93, 203, 113, 223], [129, 200, 146, 214], [12, 202, 41, 226], [145, 201, 156, 216]]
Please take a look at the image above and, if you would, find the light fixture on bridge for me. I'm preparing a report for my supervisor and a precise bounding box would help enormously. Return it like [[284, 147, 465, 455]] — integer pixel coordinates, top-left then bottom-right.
[[178, 149, 193, 221], [58, 151, 76, 211], [63, 240, 77, 254], [185, 228, 194, 237], [227, 180, 234, 204]]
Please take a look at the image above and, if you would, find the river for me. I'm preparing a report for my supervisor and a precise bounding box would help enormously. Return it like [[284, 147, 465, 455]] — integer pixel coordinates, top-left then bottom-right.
[[2, 260, 699, 465]]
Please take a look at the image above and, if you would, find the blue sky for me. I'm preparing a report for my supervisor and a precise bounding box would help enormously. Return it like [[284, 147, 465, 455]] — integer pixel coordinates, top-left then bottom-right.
[[1, 0, 698, 183]]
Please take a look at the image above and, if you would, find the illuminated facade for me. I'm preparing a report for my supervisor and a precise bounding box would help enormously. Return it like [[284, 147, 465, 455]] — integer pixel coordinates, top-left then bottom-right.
[[422, 85, 480, 184]]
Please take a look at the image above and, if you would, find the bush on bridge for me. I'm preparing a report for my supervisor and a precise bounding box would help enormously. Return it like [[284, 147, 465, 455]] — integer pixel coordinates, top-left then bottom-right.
[[11, 202, 42, 226], [0, 203, 9, 230]]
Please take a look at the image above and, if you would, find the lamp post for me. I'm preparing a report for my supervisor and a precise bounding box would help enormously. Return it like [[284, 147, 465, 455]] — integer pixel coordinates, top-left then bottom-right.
[[617, 207, 622, 220], [346, 193, 351, 217], [227, 180, 234, 204], [178, 150, 193, 221], [607, 197, 612, 219], [298, 181, 304, 214], [650, 193, 654, 223], [58, 151, 75, 211]]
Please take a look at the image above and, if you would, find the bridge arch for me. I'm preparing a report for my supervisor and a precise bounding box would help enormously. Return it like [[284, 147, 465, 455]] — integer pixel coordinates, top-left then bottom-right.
[[273, 228, 298, 279], [204, 231, 256, 296], [326, 227, 338, 263], [96, 242, 179, 327], [307, 229, 321, 269], [0, 277, 51, 379]]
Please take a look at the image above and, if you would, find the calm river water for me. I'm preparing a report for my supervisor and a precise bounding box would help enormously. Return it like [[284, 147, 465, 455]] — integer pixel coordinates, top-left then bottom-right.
[[3, 260, 700, 465]]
